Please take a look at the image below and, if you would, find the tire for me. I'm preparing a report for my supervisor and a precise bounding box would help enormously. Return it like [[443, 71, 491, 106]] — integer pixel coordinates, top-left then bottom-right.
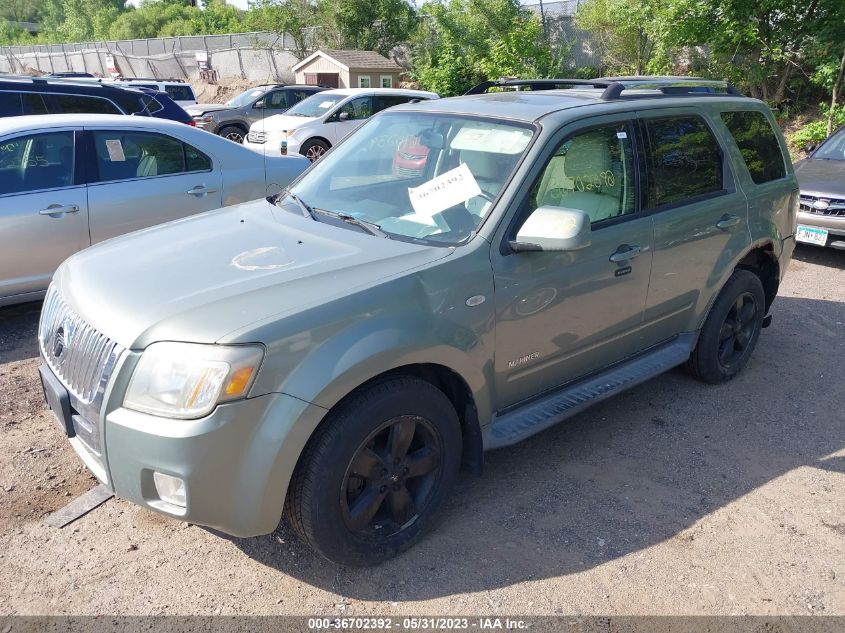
[[218, 126, 245, 144], [686, 269, 766, 384], [285, 377, 462, 566], [300, 139, 330, 162]]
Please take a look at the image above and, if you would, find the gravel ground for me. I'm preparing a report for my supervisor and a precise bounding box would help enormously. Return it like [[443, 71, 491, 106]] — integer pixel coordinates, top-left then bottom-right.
[[1, 245, 844, 616]]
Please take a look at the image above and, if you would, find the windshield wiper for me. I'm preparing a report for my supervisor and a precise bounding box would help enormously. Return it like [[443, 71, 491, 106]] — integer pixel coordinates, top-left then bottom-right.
[[284, 190, 318, 221], [320, 210, 388, 238]]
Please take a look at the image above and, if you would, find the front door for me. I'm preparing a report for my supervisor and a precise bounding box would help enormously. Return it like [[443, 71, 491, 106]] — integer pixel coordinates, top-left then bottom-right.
[[84, 129, 223, 244], [0, 129, 89, 300], [327, 96, 373, 145], [492, 117, 654, 408]]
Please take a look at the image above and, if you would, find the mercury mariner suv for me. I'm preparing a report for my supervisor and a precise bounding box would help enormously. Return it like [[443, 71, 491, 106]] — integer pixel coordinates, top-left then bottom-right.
[[39, 78, 798, 566]]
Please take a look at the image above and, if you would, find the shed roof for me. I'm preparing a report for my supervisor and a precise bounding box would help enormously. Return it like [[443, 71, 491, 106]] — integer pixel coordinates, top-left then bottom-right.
[[292, 49, 402, 73]]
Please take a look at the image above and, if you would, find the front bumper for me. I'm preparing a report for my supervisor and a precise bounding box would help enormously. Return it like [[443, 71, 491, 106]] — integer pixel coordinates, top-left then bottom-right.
[[42, 356, 327, 537], [103, 392, 325, 536], [796, 211, 845, 248]]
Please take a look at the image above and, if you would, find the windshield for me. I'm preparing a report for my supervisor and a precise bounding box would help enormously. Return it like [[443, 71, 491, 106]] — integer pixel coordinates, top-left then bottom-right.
[[813, 127, 845, 160], [284, 93, 346, 118], [226, 88, 266, 108], [282, 112, 534, 245]]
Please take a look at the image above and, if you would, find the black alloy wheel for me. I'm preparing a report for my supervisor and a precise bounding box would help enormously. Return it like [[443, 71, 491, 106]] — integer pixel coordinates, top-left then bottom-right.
[[342, 415, 442, 537]]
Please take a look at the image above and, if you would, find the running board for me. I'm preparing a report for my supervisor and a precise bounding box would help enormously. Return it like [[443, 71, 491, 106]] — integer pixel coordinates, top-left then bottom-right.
[[484, 334, 695, 449]]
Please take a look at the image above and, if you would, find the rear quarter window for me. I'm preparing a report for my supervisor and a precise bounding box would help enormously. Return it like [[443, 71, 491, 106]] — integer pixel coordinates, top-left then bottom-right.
[[0, 92, 21, 116], [165, 85, 195, 102], [720, 110, 786, 184], [643, 115, 724, 208]]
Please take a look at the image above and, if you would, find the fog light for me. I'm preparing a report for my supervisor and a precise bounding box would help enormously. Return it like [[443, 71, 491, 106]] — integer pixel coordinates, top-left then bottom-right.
[[153, 472, 187, 508]]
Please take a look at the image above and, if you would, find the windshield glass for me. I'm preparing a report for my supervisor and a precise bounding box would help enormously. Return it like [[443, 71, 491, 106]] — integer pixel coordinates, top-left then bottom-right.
[[284, 93, 346, 118], [814, 127, 845, 160], [283, 112, 534, 245], [226, 88, 266, 108]]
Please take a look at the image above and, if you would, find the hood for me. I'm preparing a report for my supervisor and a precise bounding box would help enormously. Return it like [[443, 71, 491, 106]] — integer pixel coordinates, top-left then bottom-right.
[[794, 158, 845, 197], [250, 114, 318, 133], [185, 103, 235, 116], [54, 200, 452, 349]]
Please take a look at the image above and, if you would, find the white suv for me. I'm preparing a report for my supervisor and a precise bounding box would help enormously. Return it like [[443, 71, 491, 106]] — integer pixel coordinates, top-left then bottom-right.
[[243, 88, 438, 161], [112, 79, 197, 107]]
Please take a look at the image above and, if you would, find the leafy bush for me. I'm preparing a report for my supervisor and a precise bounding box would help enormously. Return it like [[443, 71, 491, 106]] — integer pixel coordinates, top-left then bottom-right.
[[791, 103, 845, 151]]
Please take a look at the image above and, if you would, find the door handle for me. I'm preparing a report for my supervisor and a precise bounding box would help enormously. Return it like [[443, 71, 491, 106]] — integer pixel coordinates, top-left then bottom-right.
[[609, 244, 641, 263], [39, 204, 79, 216], [186, 186, 218, 197], [716, 214, 742, 230]]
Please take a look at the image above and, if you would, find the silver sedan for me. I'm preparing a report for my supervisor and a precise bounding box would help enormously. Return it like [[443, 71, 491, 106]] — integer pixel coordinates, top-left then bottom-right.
[[0, 114, 310, 307]]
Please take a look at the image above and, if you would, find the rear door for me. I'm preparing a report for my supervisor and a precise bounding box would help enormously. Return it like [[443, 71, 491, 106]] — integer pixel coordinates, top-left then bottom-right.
[[84, 128, 223, 243], [637, 108, 751, 345], [0, 128, 89, 300]]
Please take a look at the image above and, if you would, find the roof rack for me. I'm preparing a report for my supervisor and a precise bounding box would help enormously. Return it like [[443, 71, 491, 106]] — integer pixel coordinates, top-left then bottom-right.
[[114, 77, 187, 83], [464, 77, 743, 99]]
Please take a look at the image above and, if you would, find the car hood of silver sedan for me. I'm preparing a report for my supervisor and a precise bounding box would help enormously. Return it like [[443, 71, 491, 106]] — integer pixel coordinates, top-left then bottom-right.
[[53, 199, 453, 349], [794, 158, 845, 197]]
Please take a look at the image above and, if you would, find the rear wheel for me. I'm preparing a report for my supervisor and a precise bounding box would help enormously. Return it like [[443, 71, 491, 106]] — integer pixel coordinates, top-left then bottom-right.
[[687, 269, 765, 384], [285, 377, 461, 566], [219, 126, 245, 144], [301, 139, 330, 162]]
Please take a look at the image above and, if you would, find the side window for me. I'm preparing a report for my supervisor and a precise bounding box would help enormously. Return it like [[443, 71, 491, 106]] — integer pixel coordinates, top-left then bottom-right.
[[185, 143, 212, 172], [91, 131, 187, 182], [374, 95, 411, 113], [265, 90, 289, 110], [721, 110, 786, 184], [0, 92, 21, 116], [47, 94, 122, 115], [291, 90, 310, 104], [527, 123, 637, 225], [644, 116, 723, 207], [0, 131, 75, 196], [21, 93, 48, 115], [165, 85, 194, 102], [338, 96, 372, 120]]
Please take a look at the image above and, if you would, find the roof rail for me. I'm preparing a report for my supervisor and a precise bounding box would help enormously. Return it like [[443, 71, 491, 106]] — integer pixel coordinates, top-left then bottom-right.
[[465, 77, 743, 99], [115, 77, 187, 83]]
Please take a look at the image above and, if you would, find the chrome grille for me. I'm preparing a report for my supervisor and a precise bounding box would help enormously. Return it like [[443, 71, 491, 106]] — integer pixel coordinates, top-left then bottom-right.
[[799, 195, 845, 217], [38, 286, 123, 405], [247, 131, 266, 144]]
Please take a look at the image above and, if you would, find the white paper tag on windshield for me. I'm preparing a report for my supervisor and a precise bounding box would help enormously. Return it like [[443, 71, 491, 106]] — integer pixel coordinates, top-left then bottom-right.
[[408, 163, 482, 217], [105, 139, 125, 162]]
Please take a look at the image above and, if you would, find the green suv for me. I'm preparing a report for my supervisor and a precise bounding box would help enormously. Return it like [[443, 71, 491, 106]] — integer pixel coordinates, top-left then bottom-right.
[[38, 78, 797, 566]]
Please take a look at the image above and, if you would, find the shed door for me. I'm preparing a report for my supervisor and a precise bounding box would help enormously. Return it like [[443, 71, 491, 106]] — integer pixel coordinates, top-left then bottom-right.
[[317, 73, 339, 88]]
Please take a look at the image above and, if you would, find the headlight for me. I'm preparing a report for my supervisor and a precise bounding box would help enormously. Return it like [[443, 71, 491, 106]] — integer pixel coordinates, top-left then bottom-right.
[[197, 114, 214, 123], [124, 342, 264, 419], [283, 129, 296, 137]]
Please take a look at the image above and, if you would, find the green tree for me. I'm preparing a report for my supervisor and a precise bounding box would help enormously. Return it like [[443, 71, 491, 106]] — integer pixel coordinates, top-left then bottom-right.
[[668, 0, 843, 104], [245, 0, 318, 60], [411, 0, 554, 96], [575, 0, 672, 75], [315, 0, 417, 56]]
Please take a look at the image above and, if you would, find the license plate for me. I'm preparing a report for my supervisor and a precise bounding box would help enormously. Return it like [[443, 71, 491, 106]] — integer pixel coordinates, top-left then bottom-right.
[[796, 224, 828, 246], [39, 364, 74, 437]]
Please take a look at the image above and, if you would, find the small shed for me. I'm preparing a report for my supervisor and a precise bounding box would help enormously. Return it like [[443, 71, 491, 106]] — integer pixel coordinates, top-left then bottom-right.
[[291, 49, 403, 90]]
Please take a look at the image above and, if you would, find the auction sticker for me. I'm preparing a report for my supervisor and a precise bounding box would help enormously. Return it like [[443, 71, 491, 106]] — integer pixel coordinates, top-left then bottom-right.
[[105, 139, 125, 162], [408, 163, 481, 217]]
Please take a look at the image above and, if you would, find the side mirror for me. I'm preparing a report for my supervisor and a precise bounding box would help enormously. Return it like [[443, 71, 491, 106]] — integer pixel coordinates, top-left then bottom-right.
[[510, 206, 591, 253], [253, 99, 265, 109], [805, 142, 816, 152], [338, 111, 350, 121]]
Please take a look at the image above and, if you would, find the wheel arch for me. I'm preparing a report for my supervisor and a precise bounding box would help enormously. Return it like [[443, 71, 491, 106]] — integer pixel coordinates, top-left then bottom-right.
[[217, 120, 248, 134], [735, 241, 780, 313]]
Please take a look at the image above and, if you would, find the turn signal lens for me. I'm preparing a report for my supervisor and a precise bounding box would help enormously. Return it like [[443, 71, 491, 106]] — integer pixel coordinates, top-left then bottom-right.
[[225, 366, 255, 397]]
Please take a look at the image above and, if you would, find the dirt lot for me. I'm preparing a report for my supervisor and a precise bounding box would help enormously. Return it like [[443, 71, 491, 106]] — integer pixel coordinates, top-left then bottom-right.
[[1, 245, 844, 616]]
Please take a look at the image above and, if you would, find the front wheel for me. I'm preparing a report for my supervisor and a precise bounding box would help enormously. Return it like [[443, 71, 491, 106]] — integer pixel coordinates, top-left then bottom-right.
[[300, 139, 330, 162], [218, 126, 245, 144], [687, 269, 766, 384], [285, 377, 462, 566]]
